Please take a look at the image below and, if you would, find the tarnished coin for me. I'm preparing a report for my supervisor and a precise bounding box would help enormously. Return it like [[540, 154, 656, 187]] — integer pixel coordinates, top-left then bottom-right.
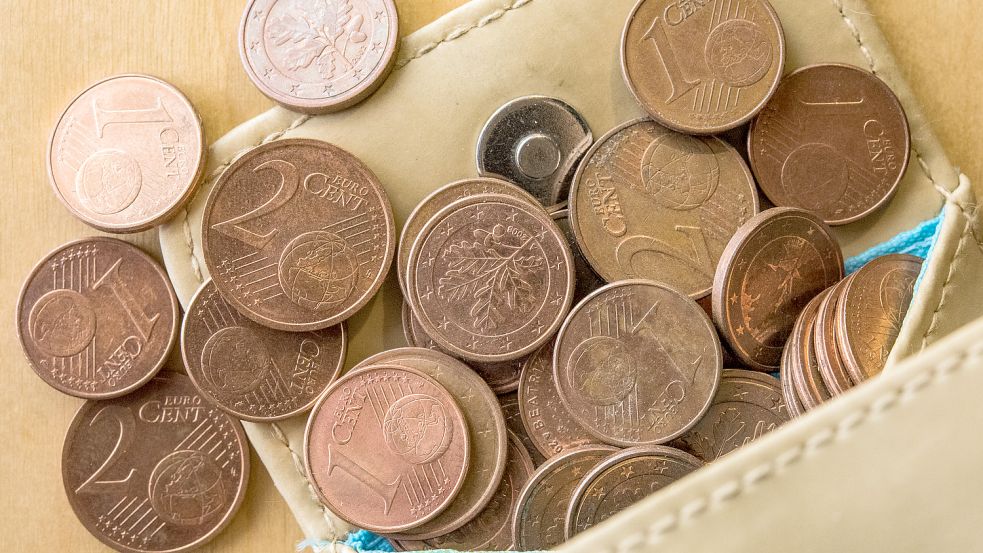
[[239, 0, 399, 114], [790, 289, 833, 409], [712, 208, 844, 371], [749, 64, 910, 225], [555, 280, 722, 447], [512, 445, 617, 550], [518, 339, 599, 460], [407, 193, 575, 362], [837, 254, 921, 383], [17, 238, 179, 399], [181, 279, 346, 421], [353, 348, 507, 539], [62, 372, 249, 553], [621, 0, 785, 134], [814, 278, 853, 396], [565, 445, 702, 538], [305, 365, 470, 533], [499, 393, 547, 466], [202, 138, 394, 332], [47, 74, 205, 232], [551, 209, 605, 303], [671, 369, 788, 461], [569, 119, 758, 298]]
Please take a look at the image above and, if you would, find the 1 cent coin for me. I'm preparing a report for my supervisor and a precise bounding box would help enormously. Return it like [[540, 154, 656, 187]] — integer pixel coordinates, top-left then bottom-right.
[[554, 280, 722, 447], [47, 74, 205, 233], [621, 0, 785, 134], [748, 64, 911, 225], [239, 0, 399, 114], [17, 237, 179, 399], [202, 138, 395, 332], [61, 371, 249, 553], [499, 392, 548, 466], [181, 279, 347, 421]]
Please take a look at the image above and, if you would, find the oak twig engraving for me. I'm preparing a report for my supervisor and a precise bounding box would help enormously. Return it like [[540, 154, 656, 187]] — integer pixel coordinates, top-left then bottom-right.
[[267, 0, 367, 79]]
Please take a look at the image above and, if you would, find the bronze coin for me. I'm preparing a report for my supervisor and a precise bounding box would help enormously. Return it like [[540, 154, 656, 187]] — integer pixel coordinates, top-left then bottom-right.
[[712, 207, 844, 371], [836, 254, 922, 383], [779, 342, 805, 418], [748, 64, 911, 225], [787, 289, 831, 410], [352, 348, 507, 539], [813, 278, 853, 396], [61, 371, 249, 553], [181, 279, 346, 421], [393, 431, 535, 551], [551, 208, 605, 303], [518, 339, 600, 460], [555, 280, 722, 447], [16, 237, 179, 399], [568, 119, 759, 298], [512, 445, 617, 551], [499, 392, 548, 467], [239, 0, 399, 114], [565, 445, 702, 538], [47, 74, 205, 233], [305, 364, 470, 533], [406, 193, 575, 363], [621, 0, 785, 134], [202, 138, 395, 332], [671, 369, 788, 462]]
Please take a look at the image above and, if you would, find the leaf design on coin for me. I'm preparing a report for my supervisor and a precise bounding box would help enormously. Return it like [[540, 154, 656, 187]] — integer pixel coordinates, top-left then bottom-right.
[[267, 0, 367, 78]]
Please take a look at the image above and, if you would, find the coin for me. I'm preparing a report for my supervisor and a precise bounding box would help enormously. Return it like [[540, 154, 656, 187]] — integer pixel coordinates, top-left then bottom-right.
[[512, 445, 617, 550], [779, 342, 805, 418], [61, 372, 249, 553], [407, 193, 574, 362], [555, 280, 722, 447], [305, 365, 470, 533], [791, 289, 833, 409], [836, 254, 922, 383], [671, 369, 788, 461], [621, 0, 785, 134], [47, 74, 205, 233], [712, 207, 844, 371], [551, 208, 605, 303], [17, 237, 179, 399], [499, 392, 548, 466], [181, 279, 346, 421], [202, 138, 395, 332], [565, 445, 702, 537], [239, 0, 399, 114], [518, 339, 600, 460], [352, 348, 507, 539], [813, 278, 853, 396], [568, 119, 759, 298], [748, 64, 910, 225]]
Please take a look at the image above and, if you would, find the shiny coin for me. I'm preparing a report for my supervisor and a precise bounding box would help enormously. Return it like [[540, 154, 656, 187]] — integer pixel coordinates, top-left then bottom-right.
[[17, 237, 179, 399], [305, 365, 470, 533], [181, 279, 346, 421], [779, 342, 805, 418], [712, 208, 844, 371], [551, 208, 605, 303], [239, 0, 399, 114], [569, 119, 758, 298], [62, 372, 249, 553], [555, 280, 722, 447], [790, 289, 833, 409], [621, 0, 785, 134], [748, 64, 910, 225], [814, 278, 853, 396], [202, 138, 395, 332], [499, 392, 547, 466]]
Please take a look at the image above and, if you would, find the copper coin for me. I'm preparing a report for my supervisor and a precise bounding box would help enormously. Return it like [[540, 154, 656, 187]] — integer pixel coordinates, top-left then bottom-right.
[[779, 342, 804, 418], [393, 431, 535, 551], [565, 445, 702, 538], [181, 279, 346, 421], [512, 445, 617, 550], [407, 193, 575, 362], [621, 0, 785, 134], [16, 237, 179, 399], [304, 365, 470, 533], [712, 207, 844, 371], [518, 339, 600, 460], [202, 138, 395, 332], [813, 278, 853, 396], [836, 254, 922, 383], [499, 392, 548, 466], [352, 348, 507, 539], [671, 369, 788, 462], [568, 119, 759, 298], [748, 64, 911, 225], [61, 371, 249, 553], [551, 208, 605, 303], [239, 0, 399, 114], [555, 280, 722, 447], [792, 289, 833, 409]]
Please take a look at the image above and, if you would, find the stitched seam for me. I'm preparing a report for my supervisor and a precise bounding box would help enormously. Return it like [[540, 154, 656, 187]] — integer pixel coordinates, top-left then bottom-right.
[[920, 216, 971, 349]]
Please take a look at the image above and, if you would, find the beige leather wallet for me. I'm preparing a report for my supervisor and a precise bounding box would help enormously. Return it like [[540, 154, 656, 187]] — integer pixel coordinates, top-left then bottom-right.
[[159, 0, 982, 550]]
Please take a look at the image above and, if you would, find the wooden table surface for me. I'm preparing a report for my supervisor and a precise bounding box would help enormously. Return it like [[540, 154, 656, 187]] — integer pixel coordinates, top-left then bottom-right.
[[0, 1, 979, 551]]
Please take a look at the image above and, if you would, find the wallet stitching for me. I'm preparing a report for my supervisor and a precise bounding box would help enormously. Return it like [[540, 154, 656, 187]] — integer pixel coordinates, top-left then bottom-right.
[[921, 215, 971, 348]]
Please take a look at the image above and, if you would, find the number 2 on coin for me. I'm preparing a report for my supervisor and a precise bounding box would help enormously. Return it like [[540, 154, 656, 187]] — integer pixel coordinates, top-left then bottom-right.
[[75, 405, 136, 495], [211, 159, 299, 250]]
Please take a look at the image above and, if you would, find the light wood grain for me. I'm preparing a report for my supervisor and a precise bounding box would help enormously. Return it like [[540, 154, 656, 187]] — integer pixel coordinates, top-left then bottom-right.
[[0, 1, 977, 551]]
